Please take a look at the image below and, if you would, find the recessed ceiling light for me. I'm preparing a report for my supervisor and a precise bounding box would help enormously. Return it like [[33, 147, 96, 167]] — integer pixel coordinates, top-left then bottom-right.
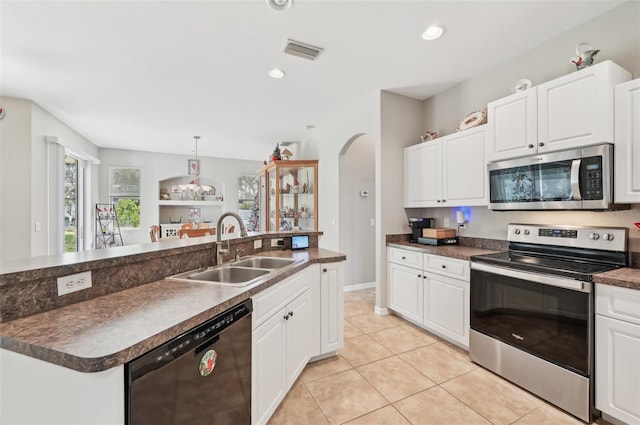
[[268, 68, 286, 79], [422, 25, 444, 41], [266, 0, 293, 12]]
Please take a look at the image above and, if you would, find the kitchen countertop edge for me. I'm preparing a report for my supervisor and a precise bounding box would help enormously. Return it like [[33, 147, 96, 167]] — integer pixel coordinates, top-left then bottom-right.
[[0, 249, 345, 373]]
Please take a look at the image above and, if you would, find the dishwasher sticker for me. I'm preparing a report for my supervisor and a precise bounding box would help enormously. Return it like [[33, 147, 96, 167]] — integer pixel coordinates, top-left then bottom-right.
[[199, 350, 218, 377]]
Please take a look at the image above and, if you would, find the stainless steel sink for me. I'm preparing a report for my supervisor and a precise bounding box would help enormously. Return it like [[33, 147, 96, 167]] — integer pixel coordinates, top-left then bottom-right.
[[167, 256, 298, 286], [168, 266, 270, 286], [232, 257, 296, 269]]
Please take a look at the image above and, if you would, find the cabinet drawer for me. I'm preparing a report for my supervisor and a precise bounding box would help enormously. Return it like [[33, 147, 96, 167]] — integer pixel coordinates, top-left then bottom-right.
[[253, 270, 309, 329], [424, 255, 469, 280], [388, 247, 423, 268], [596, 284, 640, 325]]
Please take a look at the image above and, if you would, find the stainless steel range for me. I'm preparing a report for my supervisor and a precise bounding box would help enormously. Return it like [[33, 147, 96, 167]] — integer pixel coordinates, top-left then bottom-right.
[[470, 224, 628, 423]]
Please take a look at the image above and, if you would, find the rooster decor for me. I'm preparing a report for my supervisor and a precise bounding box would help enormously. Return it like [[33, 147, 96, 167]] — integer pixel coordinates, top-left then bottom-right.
[[570, 42, 600, 70]]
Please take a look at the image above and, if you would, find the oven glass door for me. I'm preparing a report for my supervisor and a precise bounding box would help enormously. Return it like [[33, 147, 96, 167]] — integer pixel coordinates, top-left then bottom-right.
[[471, 268, 591, 376]]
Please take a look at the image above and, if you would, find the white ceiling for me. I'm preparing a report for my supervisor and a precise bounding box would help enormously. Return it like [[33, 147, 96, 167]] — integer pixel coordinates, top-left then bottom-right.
[[0, 0, 624, 161]]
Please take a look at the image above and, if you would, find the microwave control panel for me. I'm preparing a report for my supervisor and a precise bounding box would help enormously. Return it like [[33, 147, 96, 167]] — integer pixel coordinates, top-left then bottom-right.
[[581, 156, 603, 200]]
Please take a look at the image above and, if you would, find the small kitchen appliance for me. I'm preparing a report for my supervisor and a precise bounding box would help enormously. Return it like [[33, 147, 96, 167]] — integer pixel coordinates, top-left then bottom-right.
[[408, 217, 435, 242], [469, 224, 628, 422], [488, 143, 614, 211]]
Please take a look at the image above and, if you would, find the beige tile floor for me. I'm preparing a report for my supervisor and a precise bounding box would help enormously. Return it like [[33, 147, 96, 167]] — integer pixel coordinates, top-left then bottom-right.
[[268, 288, 612, 425]]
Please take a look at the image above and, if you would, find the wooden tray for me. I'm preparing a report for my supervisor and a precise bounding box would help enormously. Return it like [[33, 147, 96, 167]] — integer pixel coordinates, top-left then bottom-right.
[[422, 228, 457, 238]]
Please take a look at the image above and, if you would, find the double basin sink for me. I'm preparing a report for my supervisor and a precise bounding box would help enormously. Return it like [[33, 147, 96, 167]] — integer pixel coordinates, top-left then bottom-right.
[[168, 256, 298, 286]]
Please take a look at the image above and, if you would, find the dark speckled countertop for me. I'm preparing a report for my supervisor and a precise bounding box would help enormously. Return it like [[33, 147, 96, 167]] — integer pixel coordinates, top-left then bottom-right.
[[0, 249, 345, 373], [387, 241, 501, 261], [389, 240, 640, 291]]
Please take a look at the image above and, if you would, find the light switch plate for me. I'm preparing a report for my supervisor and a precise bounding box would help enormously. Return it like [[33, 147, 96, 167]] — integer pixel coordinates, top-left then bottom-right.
[[443, 218, 450, 228], [57, 271, 92, 296], [254, 239, 262, 249], [271, 238, 284, 247]]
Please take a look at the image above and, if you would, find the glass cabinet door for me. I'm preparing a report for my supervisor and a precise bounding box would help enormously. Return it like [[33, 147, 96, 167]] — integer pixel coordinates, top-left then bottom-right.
[[259, 160, 318, 232]]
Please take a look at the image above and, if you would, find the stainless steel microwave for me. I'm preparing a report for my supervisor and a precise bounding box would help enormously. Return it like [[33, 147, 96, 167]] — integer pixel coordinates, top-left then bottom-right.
[[488, 144, 613, 210]]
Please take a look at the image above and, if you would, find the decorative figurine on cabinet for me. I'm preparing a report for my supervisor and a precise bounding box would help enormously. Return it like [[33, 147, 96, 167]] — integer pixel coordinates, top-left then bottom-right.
[[570, 42, 600, 70]]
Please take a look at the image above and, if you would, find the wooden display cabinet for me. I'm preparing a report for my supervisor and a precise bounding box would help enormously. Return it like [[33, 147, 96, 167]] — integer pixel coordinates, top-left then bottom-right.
[[259, 160, 318, 232]]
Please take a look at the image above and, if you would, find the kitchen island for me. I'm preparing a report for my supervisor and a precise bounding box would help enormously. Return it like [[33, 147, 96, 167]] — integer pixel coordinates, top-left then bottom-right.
[[0, 234, 345, 425]]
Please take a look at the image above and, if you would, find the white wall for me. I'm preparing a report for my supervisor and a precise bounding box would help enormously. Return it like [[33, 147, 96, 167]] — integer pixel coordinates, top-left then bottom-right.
[[415, 1, 640, 252], [98, 148, 262, 246], [378, 91, 425, 310], [0, 98, 32, 260], [0, 97, 99, 261], [339, 135, 375, 287], [423, 1, 640, 138]]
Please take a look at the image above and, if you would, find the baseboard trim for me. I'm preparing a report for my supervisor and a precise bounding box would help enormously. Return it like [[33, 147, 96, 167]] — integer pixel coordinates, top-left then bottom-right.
[[343, 282, 375, 292], [374, 306, 389, 316]]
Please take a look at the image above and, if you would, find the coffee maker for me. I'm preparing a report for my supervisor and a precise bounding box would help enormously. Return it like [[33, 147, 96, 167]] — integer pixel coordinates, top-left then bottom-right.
[[409, 217, 435, 242]]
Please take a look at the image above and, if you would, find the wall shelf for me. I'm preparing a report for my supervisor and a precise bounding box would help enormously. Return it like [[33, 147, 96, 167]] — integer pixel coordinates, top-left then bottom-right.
[[158, 200, 224, 206]]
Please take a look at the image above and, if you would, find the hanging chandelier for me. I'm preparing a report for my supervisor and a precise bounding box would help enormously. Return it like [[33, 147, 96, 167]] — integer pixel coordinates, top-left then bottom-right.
[[180, 136, 214, 201]]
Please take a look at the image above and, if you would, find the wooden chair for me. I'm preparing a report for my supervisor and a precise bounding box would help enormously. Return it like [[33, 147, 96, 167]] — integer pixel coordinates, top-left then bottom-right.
[[149, 225, 160, 242], [178, 228, 215, 239]]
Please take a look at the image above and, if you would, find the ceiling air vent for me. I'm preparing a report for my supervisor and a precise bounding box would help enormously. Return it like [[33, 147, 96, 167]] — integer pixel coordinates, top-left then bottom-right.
[[283, 39, 324, 61]]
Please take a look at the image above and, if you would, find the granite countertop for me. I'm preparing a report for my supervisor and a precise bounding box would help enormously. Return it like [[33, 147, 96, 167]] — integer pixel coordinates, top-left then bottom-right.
[[387, 241, 500, 261], [593, 267, 640, 291], [0, 248, 345, 373], [389, 241, 640, 291]]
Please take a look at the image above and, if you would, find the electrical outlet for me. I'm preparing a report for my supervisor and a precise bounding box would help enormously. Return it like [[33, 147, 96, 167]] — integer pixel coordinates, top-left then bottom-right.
[[254, 239, 262, 249], [57, 271, 92, 296], [444, 218, 450, 228], [271, 238, 284, 247]]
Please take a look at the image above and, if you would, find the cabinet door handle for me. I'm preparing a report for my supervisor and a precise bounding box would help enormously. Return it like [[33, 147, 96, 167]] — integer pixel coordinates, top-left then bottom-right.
[[442, 199, 446, 203], [401, 256, 406, 260], [418, 274, 422, 278], [538, 142, 545, 147], [441, 265, 446, 269], [288, 311, 294, 317], [528, 144, 534, 149], [437, 200, 441, 203], [323, 268, 327, 273], [283, 315, 289, 320]]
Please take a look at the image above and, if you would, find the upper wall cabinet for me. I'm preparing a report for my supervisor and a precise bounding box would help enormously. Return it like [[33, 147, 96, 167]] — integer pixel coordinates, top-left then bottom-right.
[[614, 78, 640, 203], [404, 125, 487, 208], [486, 61, 631, 162]]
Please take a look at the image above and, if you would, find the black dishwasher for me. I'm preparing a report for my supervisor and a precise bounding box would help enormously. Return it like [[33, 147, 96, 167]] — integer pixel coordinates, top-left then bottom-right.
[[125, 299, 252, 425]]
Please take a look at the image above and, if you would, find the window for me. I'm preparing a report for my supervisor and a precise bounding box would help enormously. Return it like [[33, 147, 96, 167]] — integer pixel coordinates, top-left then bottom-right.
[[109, 167, 141, 228], [64, 155, 79, 252], [238, 174, 259, 231]]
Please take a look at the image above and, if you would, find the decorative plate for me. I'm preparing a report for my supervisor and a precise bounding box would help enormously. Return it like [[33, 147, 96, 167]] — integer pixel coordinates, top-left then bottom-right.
[[456, 110, 487, 132], [510, 79, 532, 94]]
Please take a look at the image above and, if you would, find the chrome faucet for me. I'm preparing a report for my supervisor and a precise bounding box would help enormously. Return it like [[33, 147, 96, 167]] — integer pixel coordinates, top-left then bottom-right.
[[216, 211, 248, 264]]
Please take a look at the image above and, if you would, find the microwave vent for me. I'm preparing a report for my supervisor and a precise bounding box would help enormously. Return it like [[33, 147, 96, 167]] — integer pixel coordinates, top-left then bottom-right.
[[283, 39, 324, 61]]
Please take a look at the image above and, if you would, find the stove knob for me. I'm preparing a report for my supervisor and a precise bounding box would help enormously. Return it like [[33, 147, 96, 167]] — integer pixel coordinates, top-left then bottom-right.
[[589, 232, 600, 240], [602, 233, 614, 241], [514, 229, 521, 235], [523, 229, 530, 235]]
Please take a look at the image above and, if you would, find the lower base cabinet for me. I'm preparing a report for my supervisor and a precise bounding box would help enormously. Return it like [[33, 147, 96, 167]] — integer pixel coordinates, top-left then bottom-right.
[[595, 284, 640, 425], [387, 247, 470, 349], [252, 262, 344, 425]]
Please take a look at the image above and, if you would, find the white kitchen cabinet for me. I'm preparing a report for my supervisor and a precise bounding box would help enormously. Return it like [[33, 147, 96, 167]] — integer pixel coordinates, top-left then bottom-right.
[[404, 126, 487, 208], [595, 284, 640, 425], [487, 60, 631, 162], [614, 78, 640, 203], [388, 261, 424, 323], [486, 88, 538, 162], [319, 262, 344, 355], [252, 271, 312, 425], [404, 140, 441, 207], [251, 261, 344, 425], [387, 247, 470, 349]]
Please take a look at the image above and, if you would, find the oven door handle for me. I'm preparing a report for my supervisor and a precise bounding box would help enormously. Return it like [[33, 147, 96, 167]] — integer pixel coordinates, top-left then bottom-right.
[[471, 262, 591, 293]]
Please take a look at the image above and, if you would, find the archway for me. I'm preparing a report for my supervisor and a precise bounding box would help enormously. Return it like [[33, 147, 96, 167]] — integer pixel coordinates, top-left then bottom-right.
[[339, 134, 376, 290]]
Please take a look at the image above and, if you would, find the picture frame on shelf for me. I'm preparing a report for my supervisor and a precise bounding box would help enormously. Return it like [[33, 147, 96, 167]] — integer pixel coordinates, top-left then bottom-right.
[[187, 159, 200, 176], [188, 207, 201, 222]]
